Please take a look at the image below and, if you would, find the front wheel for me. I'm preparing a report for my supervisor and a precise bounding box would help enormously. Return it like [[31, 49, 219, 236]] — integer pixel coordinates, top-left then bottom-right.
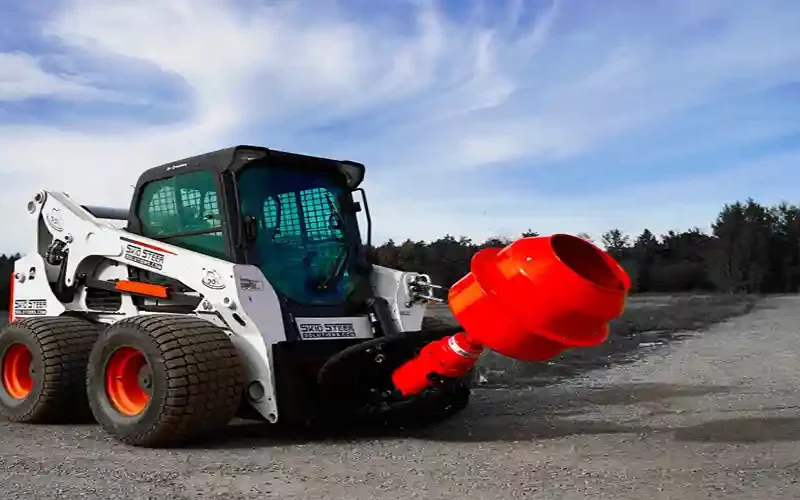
[[86, 315, 246, 447]]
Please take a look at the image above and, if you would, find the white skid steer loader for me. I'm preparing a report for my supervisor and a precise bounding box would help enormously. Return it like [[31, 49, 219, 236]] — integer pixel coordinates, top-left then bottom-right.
[[0, 145, 469, 447]]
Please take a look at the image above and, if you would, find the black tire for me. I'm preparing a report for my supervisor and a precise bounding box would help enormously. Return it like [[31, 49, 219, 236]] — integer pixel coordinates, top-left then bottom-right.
[[0, 316, 100, 423], [86, 314, 245, 447]]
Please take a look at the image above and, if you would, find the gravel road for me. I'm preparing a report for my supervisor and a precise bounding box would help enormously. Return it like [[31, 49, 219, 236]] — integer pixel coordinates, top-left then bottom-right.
[[2, 296, 800, 499]]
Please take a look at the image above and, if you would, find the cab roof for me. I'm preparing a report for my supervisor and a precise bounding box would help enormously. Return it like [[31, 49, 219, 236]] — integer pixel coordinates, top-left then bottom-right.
[[135, 145, 366, 189]]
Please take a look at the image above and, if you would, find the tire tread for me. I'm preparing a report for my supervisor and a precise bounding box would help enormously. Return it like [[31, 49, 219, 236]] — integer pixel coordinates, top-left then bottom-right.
[[1, 316, 100, 423], [91, 314, 245, 447]]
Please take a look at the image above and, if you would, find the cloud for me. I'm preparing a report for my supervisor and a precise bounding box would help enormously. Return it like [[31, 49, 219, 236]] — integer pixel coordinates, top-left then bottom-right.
[[0, 52, 123, 102], [1, 0, 800, 254]]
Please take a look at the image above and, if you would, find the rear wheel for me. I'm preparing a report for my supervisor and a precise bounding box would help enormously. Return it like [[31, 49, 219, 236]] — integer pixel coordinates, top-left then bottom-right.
[[86, 314, 245, 447], [0, 316, 100, 423]]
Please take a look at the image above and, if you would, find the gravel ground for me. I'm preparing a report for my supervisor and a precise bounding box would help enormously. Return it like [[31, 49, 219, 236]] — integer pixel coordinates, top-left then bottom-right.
[[427, 293, 756, 386], [2, 296, 799, 499]]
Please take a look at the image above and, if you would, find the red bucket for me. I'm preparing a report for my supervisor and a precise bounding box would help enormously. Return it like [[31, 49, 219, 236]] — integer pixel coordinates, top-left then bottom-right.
[[448, 234, 631, 361]]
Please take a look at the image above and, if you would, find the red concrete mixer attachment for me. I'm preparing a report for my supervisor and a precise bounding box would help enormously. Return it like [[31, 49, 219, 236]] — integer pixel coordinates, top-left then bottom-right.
[[391, 233, 631, 397]]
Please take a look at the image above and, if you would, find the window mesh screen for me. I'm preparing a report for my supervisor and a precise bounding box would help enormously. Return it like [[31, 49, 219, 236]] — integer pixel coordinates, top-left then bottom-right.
[[301, 188, 343, 241], [143, 186, 179, 235], [263, 192, 301, 240], [138, 170, 226, 258], [262, 188, 343, 242]]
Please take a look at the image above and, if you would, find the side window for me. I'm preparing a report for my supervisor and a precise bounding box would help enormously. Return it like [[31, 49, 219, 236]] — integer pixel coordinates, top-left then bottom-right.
[[138, 170, 226, 259]]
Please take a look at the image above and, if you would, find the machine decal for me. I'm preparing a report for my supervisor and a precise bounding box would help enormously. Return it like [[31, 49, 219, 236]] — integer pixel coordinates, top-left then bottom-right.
[[45, 207, 64, 232], [238, 277, 263, 291], [123, 245, 165, 271], [298, 322, 357, 339], [201, 269, 226, 290], [295, 316, 373, 340], [120, 237, 176, 272], [13, 299, 47, 316], [119, 236, 176, 255], [121, 242, 169, 272]]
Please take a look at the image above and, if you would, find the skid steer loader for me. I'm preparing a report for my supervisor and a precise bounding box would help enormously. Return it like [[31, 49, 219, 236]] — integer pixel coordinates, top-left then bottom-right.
[[0, 145, 480, 447], [1, 145, 631, 448]]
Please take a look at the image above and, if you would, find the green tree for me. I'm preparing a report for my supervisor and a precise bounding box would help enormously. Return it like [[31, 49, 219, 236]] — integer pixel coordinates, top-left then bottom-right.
[[600, 229, 631, 260]]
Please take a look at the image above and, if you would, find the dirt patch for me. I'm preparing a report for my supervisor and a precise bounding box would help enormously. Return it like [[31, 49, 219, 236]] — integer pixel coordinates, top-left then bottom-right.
[[423, 293, 760, 387]]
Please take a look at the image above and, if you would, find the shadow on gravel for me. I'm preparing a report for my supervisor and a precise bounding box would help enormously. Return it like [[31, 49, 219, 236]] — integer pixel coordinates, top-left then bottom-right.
[[193, 422, 322, 449], [418, 417, 649, 441], [405, 382, 736, 443], [464, 382, 735, 415], [195, 382, 737, 448], [673, 416, 800, 444], [531, 382, 734, 409]]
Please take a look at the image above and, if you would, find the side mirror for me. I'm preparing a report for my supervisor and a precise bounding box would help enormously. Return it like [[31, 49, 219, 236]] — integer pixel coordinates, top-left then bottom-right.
[[354, 187, 372, 250]]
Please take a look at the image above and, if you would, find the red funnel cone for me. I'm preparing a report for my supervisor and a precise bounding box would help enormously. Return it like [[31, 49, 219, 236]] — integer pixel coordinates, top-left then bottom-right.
[[449, 233, 631, 361], [391, 234, 631, 397]]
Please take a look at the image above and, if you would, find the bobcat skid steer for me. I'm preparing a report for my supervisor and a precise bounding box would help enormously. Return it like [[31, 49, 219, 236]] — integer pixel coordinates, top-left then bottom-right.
[[0, 145, 467, 447]]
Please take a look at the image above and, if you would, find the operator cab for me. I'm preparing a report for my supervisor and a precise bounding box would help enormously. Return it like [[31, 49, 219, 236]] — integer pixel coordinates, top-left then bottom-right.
[[126, 146, 378, 332]]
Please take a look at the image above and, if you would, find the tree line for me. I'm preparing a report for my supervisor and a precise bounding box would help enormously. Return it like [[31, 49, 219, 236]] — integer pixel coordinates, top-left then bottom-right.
[[0, 198, 797, 308], [366, 198, 800, 295]]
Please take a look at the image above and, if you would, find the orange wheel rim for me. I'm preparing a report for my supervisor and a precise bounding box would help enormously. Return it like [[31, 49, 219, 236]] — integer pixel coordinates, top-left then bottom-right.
[[2, 343, 34, 399], [105, 346, 152, 416]]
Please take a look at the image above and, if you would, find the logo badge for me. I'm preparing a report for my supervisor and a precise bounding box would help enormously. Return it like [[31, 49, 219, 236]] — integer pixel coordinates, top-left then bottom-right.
[[201, 269, 226, 290], [46, 207, 64, 232]]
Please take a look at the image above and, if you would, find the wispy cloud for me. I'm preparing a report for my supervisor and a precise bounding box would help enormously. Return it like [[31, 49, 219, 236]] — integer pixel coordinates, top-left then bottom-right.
[[0, 52, 125, 102], [1, 0, 799, 252]]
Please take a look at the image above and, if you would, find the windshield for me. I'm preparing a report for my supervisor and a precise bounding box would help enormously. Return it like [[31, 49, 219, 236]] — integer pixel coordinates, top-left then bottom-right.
[[236, 162, 366, 306]]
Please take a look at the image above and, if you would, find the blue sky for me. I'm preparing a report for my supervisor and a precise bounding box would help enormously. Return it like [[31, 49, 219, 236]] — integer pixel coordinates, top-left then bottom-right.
[[1, 0, 800, 253]]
